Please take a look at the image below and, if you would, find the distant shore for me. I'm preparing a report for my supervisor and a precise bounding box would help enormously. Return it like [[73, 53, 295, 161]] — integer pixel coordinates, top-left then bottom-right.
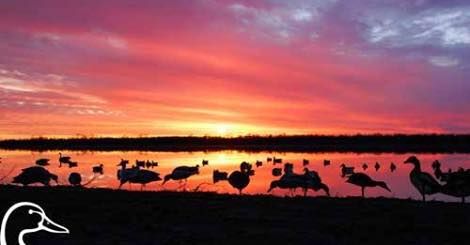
[[0, 185, 469, 245], [1, 134, 470, 153]]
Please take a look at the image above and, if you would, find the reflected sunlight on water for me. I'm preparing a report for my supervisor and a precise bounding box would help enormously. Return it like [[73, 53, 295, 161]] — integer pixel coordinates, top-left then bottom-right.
[[1, 150, 469, 202]]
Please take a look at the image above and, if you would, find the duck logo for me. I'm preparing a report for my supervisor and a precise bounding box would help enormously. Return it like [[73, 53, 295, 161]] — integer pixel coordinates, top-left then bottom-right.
[[1, 202, 69, 245]]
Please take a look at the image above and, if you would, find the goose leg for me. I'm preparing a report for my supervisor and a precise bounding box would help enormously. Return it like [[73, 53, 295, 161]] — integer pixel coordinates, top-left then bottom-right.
[[361, 187, 365, 198]]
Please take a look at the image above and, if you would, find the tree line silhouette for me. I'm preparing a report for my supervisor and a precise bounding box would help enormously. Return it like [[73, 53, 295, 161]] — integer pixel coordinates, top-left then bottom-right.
[[1, 134, 470, 153]]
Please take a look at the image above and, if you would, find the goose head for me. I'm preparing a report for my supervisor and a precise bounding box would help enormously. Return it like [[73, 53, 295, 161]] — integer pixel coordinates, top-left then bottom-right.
[[267, 180, 279, 192], [431, 160, 441, 170], [162, 174, 172, 185], [317, 183, 330, 196], [1, 202, 69, 245], [404, 156, 420, 168]]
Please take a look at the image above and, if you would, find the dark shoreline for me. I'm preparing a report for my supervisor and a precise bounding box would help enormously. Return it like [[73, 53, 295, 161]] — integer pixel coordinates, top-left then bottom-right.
[[0, 185, 469, 245], [1, 134, 470, 153]]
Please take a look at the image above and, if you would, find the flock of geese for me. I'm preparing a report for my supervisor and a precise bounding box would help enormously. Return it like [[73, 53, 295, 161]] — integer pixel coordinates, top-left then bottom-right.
[[2, 153, 470, 203]]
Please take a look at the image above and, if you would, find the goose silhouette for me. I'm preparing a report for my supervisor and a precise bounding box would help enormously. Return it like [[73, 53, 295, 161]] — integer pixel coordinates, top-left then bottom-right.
[[404, 156, 441, 202], [1, 202, 69, 245]]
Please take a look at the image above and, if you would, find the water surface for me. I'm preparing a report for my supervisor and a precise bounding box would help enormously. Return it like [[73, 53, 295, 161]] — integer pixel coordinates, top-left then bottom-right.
[[1, 150, 468, 202]]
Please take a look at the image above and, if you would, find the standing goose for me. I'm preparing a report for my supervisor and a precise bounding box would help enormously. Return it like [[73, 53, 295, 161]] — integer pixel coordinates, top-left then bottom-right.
[[163, 165, 200, 189], [431, 161, 470, 203], [228, 162, 254, 195], [303, 168, 330, 196], [404, 156, 442, 202], [346, 172, 391, 198]]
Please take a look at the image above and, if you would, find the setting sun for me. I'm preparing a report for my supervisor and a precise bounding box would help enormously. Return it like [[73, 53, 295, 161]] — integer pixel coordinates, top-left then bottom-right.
[[215, 124, 230, 135]]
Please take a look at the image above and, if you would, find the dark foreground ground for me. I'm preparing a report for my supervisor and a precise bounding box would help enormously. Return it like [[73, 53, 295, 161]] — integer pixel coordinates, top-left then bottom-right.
[[0, 185, 469, 245]]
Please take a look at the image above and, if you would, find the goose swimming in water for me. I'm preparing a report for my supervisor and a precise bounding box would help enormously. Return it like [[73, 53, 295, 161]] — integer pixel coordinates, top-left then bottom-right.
[[303, 159, 309, 166], [374, 162, 380, 172], [346, 172, 391, 198], [1, 202, 69, 245], [92, 164, 104, 175], [12, 167, 58, 186], [340, 164, 355, 178], [58, 153, 71, 167], [404, 156, 442, 202], [35, 158, 50, 166]]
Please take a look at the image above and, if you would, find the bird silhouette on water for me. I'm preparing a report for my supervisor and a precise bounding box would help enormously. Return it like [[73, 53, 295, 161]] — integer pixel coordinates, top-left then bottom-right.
[[431, 160, 470, 203], [215, 162, 254, 195], [163, 165, 200, 190], [92, 164, 104, 175], [269, 164, 330, 197], [35, 158, 50, 166], [12, 166, 58, 186], [58, 152, 72, 167], [118, 160, 162, 190], [404, 156, 441, 202], [68, 172, 82, 186], [345, 172, 391, 198], [374, 162, 380, 171], [340, 164, 355, 178]]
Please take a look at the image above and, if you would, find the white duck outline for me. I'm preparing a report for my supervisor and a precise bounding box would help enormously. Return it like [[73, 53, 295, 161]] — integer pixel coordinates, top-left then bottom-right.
[[1, 202, 69, 245]]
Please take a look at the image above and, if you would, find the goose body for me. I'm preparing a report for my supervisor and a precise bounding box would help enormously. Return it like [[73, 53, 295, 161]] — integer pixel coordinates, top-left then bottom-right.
[[163, 165, 200, 186], [374, 162, 380, 171], [432, 161, 470, 203], [228, 171, 250, 194], [268, 165, 329, 196], [58, 153, 71, 167], [212, 170, 228, 183], [92, 164, 104, 175], [118, 161, 161, 189], [303, 159, 309, 166], [68, 172, 82, 186], [35, 158, 50, 166], [340, 164, 355, 178], [346, 172, 391, 197], [12, 167, 58, 186], [227, 162, 254, 194], [404, 156, 441, 202]]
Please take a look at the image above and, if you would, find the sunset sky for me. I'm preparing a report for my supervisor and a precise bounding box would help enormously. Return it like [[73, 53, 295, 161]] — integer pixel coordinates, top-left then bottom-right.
[[1, 0, 469, 138]]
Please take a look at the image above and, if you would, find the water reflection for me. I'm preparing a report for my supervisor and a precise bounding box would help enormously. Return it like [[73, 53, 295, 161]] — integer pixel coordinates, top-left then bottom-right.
[[0, 150, 469, 202]]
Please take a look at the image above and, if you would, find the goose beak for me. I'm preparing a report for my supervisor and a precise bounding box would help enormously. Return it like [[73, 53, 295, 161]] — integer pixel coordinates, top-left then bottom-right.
[[41, 214, 70, 234]]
